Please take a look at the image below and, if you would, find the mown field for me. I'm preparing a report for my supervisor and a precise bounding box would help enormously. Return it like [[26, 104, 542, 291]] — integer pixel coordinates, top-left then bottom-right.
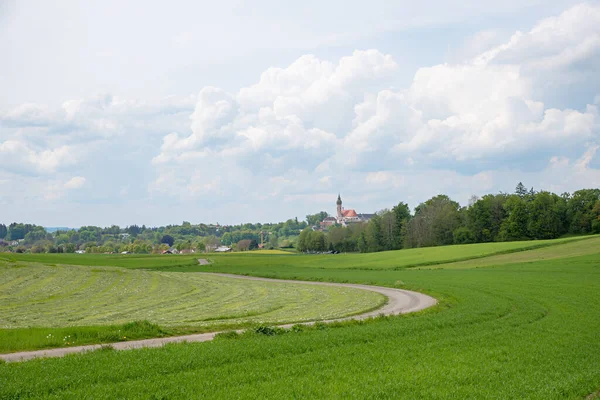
[[0, 262, 383, 352], [1, 235, 599, 399]]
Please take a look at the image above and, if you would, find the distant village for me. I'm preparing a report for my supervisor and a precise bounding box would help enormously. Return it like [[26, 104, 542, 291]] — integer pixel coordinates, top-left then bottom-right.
[[319, 194, 374, 229]]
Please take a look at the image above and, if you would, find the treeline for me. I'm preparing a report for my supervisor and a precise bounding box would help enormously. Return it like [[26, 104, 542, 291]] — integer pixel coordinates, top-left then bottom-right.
[[297, 184, 600, 253], [0, 218, 308, 254]]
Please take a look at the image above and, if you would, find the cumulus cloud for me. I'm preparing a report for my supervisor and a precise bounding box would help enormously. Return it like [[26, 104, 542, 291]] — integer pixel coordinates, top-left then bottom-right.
[[0, 140, 76, 174], [2, 3, 599, 225], [152, 4, 599, 202], [64, 176, 86, 189]]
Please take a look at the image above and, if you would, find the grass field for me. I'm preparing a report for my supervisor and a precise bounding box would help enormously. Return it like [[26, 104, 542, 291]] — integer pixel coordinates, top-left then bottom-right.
[[247, 249, 294, 255], [2, 235, 585, 272], [1, 236, 599, 399], [0, 262, 383, 352]]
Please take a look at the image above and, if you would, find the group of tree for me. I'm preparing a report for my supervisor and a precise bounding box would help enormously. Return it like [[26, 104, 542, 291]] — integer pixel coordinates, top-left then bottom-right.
[[296, 184, 600, 253], [2, 183, 599, 255], [0, 216, 307, 254]]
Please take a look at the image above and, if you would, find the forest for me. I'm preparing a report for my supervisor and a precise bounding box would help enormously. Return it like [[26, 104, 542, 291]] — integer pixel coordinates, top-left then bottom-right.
[[297, 184, 600, 252]]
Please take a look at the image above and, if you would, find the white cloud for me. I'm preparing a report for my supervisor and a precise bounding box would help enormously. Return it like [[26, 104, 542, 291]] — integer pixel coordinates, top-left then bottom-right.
[[64, 176, 86, 189], [148, 3, 600, 211], [0, 140, 76, 174]]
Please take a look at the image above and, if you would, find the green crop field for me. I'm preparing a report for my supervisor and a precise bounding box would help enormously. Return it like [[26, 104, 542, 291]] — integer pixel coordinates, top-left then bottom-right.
[[1, 235, 599, 399], [2, 235, 584, 273]]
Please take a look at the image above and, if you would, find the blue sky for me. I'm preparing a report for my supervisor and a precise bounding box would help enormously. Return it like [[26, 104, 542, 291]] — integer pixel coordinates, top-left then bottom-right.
[[1, 0, 599, 227]]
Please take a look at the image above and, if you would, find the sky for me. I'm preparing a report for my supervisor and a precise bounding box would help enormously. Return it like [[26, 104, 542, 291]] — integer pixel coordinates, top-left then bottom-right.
[[1, 0, 599, 227]]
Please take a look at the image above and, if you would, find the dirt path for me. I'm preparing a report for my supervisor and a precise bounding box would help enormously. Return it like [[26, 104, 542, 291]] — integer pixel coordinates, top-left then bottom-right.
[[1, 273, 437, 363]]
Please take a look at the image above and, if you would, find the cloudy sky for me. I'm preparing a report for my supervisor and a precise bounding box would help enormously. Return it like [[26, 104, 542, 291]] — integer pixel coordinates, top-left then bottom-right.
[[1, 1, 599, 227]]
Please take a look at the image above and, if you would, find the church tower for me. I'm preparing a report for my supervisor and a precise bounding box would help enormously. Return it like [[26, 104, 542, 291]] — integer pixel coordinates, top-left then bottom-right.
[[336, 194, 343, 223]]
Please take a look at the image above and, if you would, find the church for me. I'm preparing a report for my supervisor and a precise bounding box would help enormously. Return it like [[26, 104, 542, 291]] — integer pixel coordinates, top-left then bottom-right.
[[320, 194, 375, 228]]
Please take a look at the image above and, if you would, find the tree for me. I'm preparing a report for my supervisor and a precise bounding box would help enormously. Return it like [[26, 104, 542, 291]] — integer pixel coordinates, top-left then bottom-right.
[[160, 235, 175, 247], [237, 239, 251, 251], [405, 195, 461, 248], [527, 191, 561, 239], [498, 195, 529, 241], [365, 214, 383, 252], [306, 212, 329, 226], [269, 234, 279, 249], [467, 194, 507, 242], [592, 200, 600, 233], [249, 239, 259, 250], [515, 182, 528, 198], [297, 228, 311, 252], [379, 210, 397, 251], [453, 227, 475, 244], [0, 224, 7, 239], [567, 189, 600, 234], [392, 202, 411, 249], [297, 228, 326, 252]]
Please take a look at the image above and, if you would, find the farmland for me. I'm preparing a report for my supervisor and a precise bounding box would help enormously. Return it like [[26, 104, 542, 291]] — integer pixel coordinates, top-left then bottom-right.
[[0, 262, 383, 352], [0, 235, 599, 398]]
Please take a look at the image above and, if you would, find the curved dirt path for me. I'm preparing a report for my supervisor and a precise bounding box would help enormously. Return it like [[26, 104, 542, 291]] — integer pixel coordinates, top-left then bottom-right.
[[1, 273, 436, 363]]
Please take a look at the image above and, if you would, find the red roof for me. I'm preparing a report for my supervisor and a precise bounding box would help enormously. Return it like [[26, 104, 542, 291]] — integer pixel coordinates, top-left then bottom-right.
[[342, 209, 358, 217]]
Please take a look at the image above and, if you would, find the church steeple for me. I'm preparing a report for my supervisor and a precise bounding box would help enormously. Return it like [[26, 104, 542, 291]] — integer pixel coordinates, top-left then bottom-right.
[[337, 193, 342, 205], [336, 194, 343, 223]]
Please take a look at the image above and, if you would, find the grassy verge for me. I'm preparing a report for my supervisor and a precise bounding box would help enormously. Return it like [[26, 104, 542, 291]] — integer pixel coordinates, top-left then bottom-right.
[[0, 321, 166, 353]]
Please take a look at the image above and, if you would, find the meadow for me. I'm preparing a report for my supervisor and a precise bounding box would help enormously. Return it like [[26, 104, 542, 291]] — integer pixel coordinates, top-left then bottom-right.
[[0, 262, 383, 352], [2, 235, 584, 273], [0, 235, 599, 399]]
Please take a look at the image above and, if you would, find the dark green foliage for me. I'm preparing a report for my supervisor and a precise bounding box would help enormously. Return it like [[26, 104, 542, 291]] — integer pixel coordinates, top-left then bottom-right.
[[253, 326, 285, 336], [527, 191, 563, 239], [467, 194, 507, 242], [160, 235, 174, 247], [567, 189, 600, 234], [515, 181, 528, 197], [452, 226, 475, 244]]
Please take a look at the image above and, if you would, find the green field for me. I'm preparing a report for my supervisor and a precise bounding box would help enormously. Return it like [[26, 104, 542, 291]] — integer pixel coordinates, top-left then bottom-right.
[[0, 262, 383, 352], [1, 236, 599, 399], [2, 236, 584, 273]]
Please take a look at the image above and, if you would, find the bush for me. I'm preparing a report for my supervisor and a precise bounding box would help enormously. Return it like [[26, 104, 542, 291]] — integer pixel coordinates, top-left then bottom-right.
[[254, 325, 285, 336], [453, 227, 475, 244]]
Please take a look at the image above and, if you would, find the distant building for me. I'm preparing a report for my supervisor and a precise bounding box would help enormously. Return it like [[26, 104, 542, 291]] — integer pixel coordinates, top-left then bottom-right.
[[214, 246, 232, 252], [320, 194, 375, 228], [320, 216, 337, 229], [162, 248, 180, 254]]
